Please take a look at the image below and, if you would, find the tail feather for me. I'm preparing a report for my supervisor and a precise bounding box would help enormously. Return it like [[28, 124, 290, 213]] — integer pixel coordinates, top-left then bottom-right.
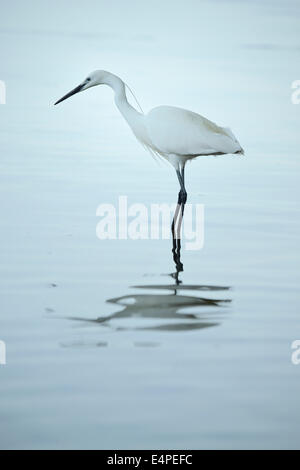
[[223, 127, 244, 155]]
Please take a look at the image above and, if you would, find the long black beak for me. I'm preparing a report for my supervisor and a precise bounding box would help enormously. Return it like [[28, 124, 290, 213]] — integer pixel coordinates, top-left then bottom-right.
[[54, 83, 84, 105]]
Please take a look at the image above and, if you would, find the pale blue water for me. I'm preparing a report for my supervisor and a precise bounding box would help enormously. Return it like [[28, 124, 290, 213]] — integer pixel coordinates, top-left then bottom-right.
[[0, 0, 300, 449]]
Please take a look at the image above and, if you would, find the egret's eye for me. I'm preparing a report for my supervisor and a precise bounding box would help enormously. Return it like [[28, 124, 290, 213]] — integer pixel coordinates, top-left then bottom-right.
[[86, 78, 91, 82]]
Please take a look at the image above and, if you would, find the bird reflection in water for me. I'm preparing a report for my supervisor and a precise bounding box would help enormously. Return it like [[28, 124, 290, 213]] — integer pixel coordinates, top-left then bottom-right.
[[69, 242, 231, 332]]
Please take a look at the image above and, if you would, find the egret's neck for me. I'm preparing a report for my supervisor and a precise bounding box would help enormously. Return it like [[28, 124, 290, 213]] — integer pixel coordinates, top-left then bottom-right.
[[104, 73, 144, 136]]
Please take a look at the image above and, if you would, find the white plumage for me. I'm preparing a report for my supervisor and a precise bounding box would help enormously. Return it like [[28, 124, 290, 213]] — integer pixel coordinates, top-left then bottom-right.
[[55, 70, 243, 172], [145, 105, 243, 167], [55, 69, 244, 241]]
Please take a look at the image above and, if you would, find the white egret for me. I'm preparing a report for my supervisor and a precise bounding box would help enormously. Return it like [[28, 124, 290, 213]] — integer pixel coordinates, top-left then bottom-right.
[[54, 70, 244, 245]]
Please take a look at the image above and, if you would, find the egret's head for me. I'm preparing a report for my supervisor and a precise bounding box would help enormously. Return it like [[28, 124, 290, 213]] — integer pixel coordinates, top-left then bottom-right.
[[54, 70, 107, 105]]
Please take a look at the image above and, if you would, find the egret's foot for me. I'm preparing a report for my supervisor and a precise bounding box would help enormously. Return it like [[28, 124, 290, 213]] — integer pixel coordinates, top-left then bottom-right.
[[172, 248, 183, 273]]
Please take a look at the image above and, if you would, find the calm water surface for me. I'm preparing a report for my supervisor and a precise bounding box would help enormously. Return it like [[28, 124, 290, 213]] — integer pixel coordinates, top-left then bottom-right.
[[0, 0, 300, 449]]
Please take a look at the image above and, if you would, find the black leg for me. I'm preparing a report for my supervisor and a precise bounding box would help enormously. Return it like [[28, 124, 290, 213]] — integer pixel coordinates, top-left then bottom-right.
[[171, 189, 182, 251], [178, 166, 187, 205], [172, 167, 188, 235], [176, 167, 187, 217], [171, 165, 187, 277]]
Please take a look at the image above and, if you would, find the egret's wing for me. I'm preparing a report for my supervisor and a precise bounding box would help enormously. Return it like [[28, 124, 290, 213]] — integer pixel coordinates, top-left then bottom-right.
[[146, 106, 243, 156]]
